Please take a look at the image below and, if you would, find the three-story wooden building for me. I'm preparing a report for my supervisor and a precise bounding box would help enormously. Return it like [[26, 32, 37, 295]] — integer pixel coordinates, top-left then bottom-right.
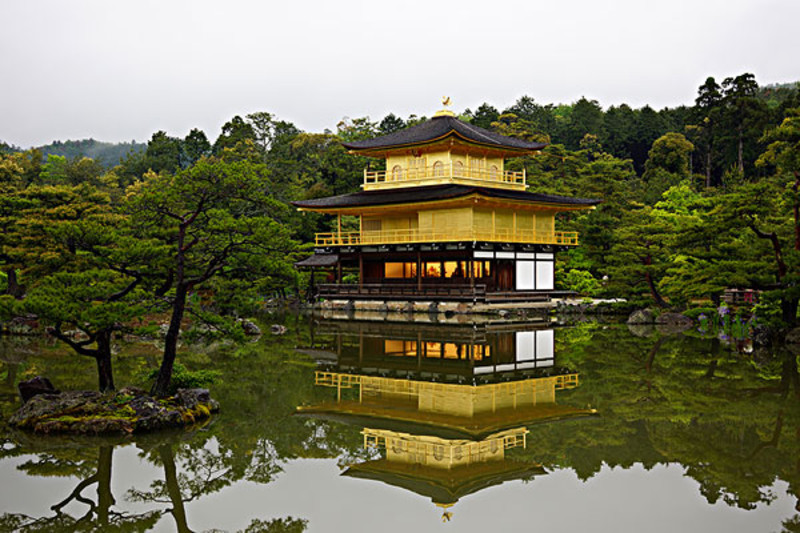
[[293, 105, 600, 302]]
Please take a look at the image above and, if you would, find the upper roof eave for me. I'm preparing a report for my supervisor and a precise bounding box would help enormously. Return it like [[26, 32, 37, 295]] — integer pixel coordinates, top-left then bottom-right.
[[344, 130, 544, 157], [340, 115, 547, 153]]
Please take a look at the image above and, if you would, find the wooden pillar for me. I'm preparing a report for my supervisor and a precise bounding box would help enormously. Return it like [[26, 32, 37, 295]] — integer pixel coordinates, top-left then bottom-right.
[[469, 258, 474, 289], [417, 331, 422, 370], [337, 214, 342, 244], [417, 250, 422, 291], [358, 252, 363, 291], [337, 260, 342, 284], [310, 267, 315, 301]]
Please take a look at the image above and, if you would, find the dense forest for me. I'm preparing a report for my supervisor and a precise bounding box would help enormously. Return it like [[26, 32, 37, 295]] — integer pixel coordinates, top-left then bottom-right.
[[1, 72, 799, 392], [1, 139, 145, 169]]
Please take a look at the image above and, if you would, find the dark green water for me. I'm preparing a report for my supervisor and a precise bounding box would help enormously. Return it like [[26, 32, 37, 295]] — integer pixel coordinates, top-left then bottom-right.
[[0, 314, 798, 532]]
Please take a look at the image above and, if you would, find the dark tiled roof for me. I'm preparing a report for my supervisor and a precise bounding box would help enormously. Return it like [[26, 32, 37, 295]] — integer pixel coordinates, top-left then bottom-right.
[[341, 115, 547, 152], [294, 254, 339, 267], [292, 184, 601, 210]]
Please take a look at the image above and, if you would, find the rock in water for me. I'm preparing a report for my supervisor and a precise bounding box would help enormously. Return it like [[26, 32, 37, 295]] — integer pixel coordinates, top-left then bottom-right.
[[10, 390, 101, 428], [785, 327, 800, 345], [239, 319, 262, 336], [270, 324, 287, 335], [627, 309, 655, 324], [10, 387, 220, 435], [18, 376, 60, 403], [655, 312, 694, 325], [176, 388, 220, 412]]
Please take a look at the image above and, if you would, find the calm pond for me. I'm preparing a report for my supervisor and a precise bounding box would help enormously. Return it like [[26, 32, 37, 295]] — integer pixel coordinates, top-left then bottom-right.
[[0, 313, 798, 532]]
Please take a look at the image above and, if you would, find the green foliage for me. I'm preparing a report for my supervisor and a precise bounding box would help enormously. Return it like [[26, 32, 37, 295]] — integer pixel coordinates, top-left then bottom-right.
[[145, 363, 220, 395], [559, 268, 601, 296], [682, 306, 716, 319], [752, 292, 787, 329]]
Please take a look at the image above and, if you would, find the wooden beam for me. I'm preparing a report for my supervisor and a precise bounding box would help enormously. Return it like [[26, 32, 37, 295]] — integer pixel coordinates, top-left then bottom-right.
[[417, 250, 422, 291]]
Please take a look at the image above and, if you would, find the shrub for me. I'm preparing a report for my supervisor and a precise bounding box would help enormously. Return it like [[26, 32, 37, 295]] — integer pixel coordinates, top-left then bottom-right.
[[145, 363, 220, 395]]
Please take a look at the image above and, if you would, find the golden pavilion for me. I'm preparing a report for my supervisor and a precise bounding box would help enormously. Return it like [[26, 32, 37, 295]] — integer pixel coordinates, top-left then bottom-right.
[[293, 101, 600, 303]]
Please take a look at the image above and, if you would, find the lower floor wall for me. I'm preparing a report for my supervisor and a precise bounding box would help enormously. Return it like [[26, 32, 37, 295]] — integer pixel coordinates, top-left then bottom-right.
[[351, 250, 555, 292]]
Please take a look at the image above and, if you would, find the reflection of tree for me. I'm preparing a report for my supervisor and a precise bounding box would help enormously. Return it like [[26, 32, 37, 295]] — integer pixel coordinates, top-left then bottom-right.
[[523, 326, 800, 518], [128, 440, 237, 533], [0, 444, 160, 532], [238, 517, 308, 533]]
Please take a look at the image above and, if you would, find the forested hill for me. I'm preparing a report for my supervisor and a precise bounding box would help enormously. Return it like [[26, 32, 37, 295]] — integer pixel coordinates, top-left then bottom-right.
[[36, 139, 145, 168]]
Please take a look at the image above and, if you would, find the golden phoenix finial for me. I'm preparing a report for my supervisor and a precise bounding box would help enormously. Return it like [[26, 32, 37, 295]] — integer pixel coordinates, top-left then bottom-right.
[[442, 96, 452, 107]]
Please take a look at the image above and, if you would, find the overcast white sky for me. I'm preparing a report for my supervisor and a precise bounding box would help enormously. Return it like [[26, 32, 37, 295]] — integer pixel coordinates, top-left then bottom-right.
[[2, 0, 798, 148]]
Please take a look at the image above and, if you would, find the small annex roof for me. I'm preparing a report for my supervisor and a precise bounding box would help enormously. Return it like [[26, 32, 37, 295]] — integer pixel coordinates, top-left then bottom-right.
[[292, 184, 601, 211], [294, 253, 339, 268], [341, 115, 547, 153]]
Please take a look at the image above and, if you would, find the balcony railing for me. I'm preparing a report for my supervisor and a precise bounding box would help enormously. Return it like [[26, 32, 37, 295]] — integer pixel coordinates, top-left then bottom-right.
[[315, 228, 579, 247], [363, 163, 526, 190]]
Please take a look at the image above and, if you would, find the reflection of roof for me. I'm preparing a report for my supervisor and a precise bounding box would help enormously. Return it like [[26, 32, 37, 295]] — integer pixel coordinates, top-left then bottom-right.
[[311, 319, 552, 341], [297, 401, 597, 440], [341, 115, 547, 153], [292, 184, 601, 210], [294, 254, 338, 267], [344, 458, 546, 505]]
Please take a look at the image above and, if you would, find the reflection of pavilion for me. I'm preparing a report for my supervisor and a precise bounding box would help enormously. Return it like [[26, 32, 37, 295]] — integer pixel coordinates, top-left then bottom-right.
[[347, 427, 544, 516], [298, 321, 595, 518], [301, 320, 567, 384]]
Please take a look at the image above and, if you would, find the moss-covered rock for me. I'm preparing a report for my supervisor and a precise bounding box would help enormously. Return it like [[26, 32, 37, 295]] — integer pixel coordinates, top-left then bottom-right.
[[9, 387, 219, 435]]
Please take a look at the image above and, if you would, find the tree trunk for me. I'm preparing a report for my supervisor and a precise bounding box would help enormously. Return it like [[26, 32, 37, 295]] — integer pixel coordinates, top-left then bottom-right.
[[151, 283, 188, 397], [159, 444, 193, 533], [780, 350, 799, 399], [782, 297, 799, 327], [645, 271, 668, 308], [5, 268, 24, 299], [793, 172, 799, 252], [704, 338, 720, 379], [96, 446, 115, 526], [643, 255, 668, 308], [737, 126, 744, 175], [95, 331, 115, 392]]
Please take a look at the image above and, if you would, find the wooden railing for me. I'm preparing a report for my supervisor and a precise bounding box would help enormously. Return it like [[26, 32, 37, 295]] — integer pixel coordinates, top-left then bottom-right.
[[314, 371, 580, 394], [318, 283, 488, 301], [315, 228, 579, 246], [362, 427, 529, 465], [363, 163, 526, 190]]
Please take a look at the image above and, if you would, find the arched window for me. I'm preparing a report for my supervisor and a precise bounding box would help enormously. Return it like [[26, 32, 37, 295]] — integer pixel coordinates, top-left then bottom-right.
[[433, 160, 444, 177], [490, 164, 499, 180], [453, 160, 464, 177], [391, 165, 403, 181]]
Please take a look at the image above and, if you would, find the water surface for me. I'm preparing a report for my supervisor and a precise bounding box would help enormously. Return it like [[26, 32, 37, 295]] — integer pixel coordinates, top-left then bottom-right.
[[0, 316, 797, 532]]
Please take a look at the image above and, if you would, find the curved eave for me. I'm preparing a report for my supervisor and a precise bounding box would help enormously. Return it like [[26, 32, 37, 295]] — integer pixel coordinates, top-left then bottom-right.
[[343, 130, 545, 158], [343, 459, 546, 505], [293, 192, 601, 216], [295, 402, 599, 440]]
